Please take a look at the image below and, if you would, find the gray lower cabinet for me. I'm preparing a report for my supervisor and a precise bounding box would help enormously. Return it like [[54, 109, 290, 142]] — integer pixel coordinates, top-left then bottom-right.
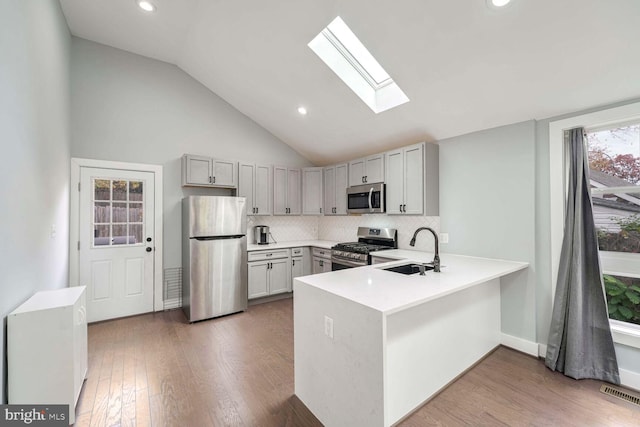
[[312, 247, 332, 274], [248, 249, 291, 299]]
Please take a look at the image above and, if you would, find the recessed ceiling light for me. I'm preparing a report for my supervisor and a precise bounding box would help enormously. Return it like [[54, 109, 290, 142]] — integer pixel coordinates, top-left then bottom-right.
[[487, 0, 512, 8], [297, 107, 308, 115], [137, 0, 156, 12]]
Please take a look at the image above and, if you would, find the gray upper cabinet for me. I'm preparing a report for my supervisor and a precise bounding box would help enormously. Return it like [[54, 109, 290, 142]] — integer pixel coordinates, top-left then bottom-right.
[[323, 163, 348, 215], [302, 167, 324, 215], [182, 154, 237, 188], [274, 166, 301, 215], [238, 163, 272, 215], [349, 153, 384, 186], [385, 142, 439, 215]]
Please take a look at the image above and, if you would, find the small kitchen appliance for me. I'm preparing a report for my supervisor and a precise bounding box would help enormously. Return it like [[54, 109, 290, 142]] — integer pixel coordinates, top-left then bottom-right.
[[331, 227, 397, 270], [254, 225, 270, 245], [347, 183, 385, 214]]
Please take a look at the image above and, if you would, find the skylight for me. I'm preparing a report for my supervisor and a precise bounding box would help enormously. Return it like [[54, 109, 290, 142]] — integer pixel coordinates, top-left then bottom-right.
[[308, 16, 409, 114]]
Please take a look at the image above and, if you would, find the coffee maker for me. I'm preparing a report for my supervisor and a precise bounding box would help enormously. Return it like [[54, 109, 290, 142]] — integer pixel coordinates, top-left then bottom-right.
[[254, 225, 269, 245]]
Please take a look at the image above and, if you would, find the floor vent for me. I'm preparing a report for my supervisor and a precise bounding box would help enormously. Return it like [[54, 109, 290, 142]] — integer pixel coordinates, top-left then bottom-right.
[[600, 384, 640, 406], [163, 267, 182, 310]]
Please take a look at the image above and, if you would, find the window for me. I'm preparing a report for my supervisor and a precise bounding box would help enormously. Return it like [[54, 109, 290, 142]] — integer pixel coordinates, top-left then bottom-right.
[[93, 179, 144, 247], [586, 123, 640, 326], [308, 16, 409, 114]]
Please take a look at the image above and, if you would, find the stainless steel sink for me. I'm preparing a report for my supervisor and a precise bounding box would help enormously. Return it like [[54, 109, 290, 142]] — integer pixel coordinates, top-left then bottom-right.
[[382, 263, 435, 275]]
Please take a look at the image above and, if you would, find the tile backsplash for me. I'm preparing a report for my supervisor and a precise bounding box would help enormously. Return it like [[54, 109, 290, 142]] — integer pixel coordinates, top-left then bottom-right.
[[248, 214, 440, 253]]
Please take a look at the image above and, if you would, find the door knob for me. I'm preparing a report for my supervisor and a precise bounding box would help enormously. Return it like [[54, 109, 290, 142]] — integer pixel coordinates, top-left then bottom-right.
[[146, 247, 152, 252], [146, 237, 152, 242]]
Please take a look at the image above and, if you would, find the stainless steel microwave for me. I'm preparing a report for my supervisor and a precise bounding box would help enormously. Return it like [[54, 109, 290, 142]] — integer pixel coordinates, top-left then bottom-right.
[[347, 183, 385, 214]]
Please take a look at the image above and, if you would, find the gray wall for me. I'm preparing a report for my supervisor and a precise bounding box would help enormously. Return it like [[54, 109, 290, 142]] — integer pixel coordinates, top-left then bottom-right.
[[0, 0, 71, 403], [70, 38, 313, 269], [439, 121, 537, 342]]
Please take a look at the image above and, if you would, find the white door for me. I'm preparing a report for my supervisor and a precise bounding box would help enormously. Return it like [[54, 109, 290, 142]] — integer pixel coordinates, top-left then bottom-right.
[[335, 163, 348, 215], [365, 154, 385, 184], [254, 164, 271, 215], [404, 143, 425, 214], [288, 168, 302, 215], [79, 167, 155, 322], [324, 166, 336, 215], [238, 163, 255, 213], [386, 149, 404, 214], [273, 166, 288, 215], [269, 258, 290, 295]]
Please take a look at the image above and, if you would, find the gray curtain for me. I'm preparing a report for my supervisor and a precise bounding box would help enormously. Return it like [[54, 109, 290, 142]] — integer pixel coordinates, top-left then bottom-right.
[[545, 127, 620, 384]]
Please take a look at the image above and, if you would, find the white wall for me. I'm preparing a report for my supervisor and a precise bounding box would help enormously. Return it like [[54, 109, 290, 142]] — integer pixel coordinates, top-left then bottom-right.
[[439, 121, 537, 342], [70, 38, 313, 269], [0, 0, 71, 403]]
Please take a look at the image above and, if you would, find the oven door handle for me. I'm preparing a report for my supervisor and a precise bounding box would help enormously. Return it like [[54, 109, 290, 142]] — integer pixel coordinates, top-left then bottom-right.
[[331, 257, 367, 268], [368, 187, 373, 212]]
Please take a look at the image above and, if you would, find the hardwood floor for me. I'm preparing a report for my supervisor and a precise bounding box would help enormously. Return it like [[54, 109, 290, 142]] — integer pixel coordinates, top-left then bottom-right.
[[75, 298, 640, 426]]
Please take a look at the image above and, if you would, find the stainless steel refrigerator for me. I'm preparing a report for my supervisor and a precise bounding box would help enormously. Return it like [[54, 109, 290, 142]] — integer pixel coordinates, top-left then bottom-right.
[[182, 196, 247, 322]]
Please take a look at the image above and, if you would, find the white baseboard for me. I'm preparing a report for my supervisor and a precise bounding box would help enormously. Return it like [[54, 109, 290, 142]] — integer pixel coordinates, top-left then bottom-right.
[[538, 343, 547, 358], [620, 368, 640, 392], [500, 333, 538, 357]]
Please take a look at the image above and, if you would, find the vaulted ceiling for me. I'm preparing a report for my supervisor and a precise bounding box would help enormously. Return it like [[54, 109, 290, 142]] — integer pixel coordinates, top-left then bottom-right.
[[59, 0, 640, 165]]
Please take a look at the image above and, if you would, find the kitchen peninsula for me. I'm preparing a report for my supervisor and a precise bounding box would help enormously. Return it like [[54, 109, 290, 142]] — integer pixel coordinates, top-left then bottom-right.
[[293, 251, 528, 427]]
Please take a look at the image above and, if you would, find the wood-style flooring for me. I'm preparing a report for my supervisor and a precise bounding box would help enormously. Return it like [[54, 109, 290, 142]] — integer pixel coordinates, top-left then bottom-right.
[[75, 298, 640, 426]]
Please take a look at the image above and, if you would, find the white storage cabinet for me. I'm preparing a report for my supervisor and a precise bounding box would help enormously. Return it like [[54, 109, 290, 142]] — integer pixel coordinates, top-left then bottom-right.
[[323, 163, 348, 215], [273, 166, 301, 215], [8, 286, 88, 425], [238, 163, 272, 215], [248, 249, 292, 299], [182, 154, 237, 188], [349, 153, 385, 186], [302, 167, 324, 215], [311, 247, 332, 274]]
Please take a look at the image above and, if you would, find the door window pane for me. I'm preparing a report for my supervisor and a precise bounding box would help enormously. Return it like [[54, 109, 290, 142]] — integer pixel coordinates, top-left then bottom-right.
[[129, 181, 143, 201], [129, 224, 142, 244], [95, 180, 110, 200], [129, 203, 143, 222], [92, 177, 146, 247], [112, 180, 127, 201], [94, 202, 110, 223]]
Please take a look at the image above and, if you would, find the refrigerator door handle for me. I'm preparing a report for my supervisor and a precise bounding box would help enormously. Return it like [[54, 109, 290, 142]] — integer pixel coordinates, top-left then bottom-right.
[[191, 234, 245, 241]]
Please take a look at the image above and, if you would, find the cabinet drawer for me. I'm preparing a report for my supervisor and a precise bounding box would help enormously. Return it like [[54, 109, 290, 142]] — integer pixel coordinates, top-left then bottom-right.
[[248, 249, 290, 262], [312, 247, 331, 259], [291, 247, 304, 256]]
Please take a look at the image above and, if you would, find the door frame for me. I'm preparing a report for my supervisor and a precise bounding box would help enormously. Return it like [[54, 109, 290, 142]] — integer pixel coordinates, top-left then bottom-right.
[[70, 158, 164, 313]]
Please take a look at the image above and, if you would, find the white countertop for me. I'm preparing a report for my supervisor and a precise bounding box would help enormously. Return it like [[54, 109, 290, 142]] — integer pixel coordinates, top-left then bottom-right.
[[247, 240, 338, 251], [294, 250, 528, 315]]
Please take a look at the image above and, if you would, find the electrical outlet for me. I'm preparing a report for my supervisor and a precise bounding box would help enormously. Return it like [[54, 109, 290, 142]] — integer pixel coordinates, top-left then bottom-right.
[[324, 315, 334, 339], [440, 233, 449, 244]]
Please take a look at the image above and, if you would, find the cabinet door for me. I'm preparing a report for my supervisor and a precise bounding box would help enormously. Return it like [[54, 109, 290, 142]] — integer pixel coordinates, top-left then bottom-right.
[[254, 164, 272, 215], [291, 257, 304, 280], [212, 159, 236, 187], [334, 163, 348, 215], [323, 166, 336, 216], [312, 257, 330, 274], [349, 158, 365, 186], [302, 167, 323, 215], [238, 163, 255, 213], [273, 166, 288, 215], [248, 261, 269, 299], [269, 258, 291, 295], [185, 155, 212, 185], [288, 168, 302, 215], [365, 154, 385, 184], [385, 149, 404, 215], [403, 143, 424, 214]]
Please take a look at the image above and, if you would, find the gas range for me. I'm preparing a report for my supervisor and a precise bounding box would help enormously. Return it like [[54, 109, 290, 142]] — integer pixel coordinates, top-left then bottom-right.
[[331, 227, 397, 270]]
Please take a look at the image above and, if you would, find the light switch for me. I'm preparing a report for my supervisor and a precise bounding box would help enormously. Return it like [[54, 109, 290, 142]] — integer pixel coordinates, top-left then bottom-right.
[[440, 233, 449, 244], [324, 315, 334, 339]]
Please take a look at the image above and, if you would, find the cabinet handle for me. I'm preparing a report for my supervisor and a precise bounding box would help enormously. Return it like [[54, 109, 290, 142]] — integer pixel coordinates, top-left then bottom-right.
[[209, 176, 212, 183], [256, 207, 259, 214], [266, 253, 272, 257], [213, 176, 216, 183], [364, 175, 368, 183], [319, 260, 324, 267], [320, 207, 322, 213], [292, 259, 296, 266]]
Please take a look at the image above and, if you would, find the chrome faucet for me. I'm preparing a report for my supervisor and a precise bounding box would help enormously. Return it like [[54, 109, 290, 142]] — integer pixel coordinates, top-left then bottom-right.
[[409, 227, 441, 272]]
